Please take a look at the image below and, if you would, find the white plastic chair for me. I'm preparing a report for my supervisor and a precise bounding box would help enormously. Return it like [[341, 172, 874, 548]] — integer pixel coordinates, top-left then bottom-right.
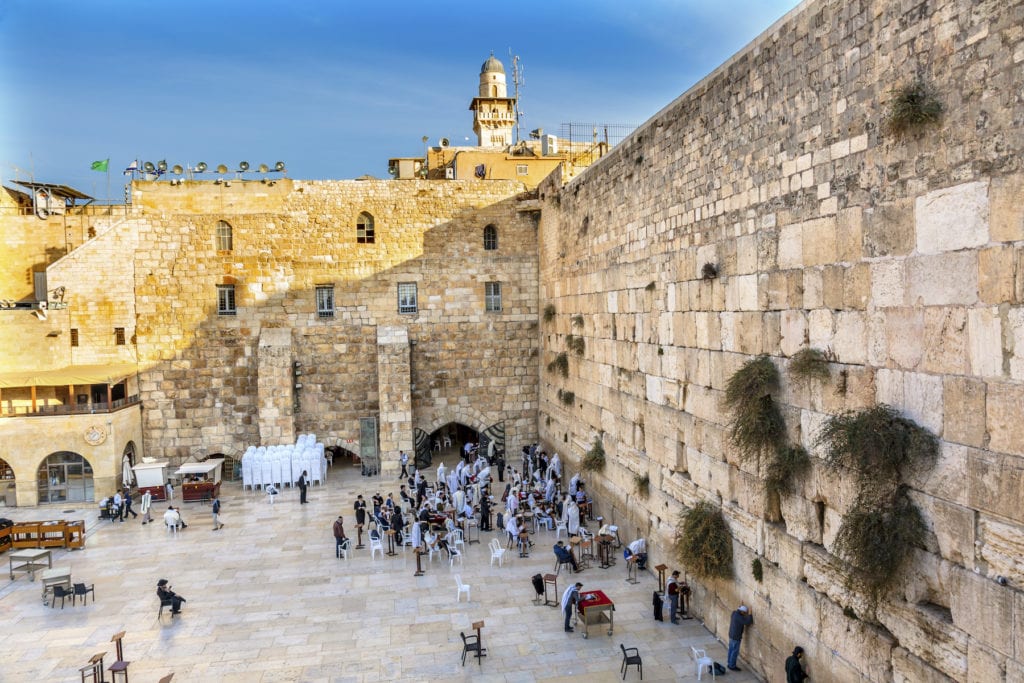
[[454, 574, 470, 602], [442, 435, 452, 448], [449, 545, 464, 567], [451, 528, 465, 552], [369, 529, 384, 560], [692, 647, 715, 680], [555, 519, 568, 540], [489, 538, 506, 567]]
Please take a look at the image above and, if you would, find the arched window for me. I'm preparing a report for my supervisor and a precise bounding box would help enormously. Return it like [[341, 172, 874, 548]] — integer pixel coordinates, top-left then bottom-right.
[[483, 224, 498, 251], [216, 221, 233, 251], [356, 212, 375, 244], [37, 451, 94, 503]]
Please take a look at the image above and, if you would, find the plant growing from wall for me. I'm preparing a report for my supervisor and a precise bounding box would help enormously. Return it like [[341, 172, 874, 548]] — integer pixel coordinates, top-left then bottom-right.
[[723, 356, 786, 462], [567, 334, 586, 356], [543, 304, 557, 323], [817, 404, 938, 604], [886, 78, 944, 137], [675, 501, 733, 579], [580, 435, 606, 472], [634, 472, 650, 498], [764, 445, 811, 498], [701, 262, 719, 280], [547, 352, 569, 379], [557, 389, 575, 406], [788, 347, 831, 383], [751, 557, 763, 583], [571, 314, 584, 328]]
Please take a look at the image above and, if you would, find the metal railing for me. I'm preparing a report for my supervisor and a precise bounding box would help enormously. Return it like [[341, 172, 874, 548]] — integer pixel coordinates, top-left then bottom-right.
[[0, 394, 140, 418]]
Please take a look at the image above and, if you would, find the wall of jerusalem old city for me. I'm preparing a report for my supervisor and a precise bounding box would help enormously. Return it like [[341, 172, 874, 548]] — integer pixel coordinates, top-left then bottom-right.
[[536, 0, 1024, 681], [114, 179, 540, 464]]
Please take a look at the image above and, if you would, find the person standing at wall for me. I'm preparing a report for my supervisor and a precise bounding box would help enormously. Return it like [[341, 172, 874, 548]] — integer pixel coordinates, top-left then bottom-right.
[[667, 570, 681, 623], [333, 515, 349, 557], [786, 646, 809, 682], [297, 470, 309, 504], [727, 605, 754, 671], [399, 451, 409, 479]]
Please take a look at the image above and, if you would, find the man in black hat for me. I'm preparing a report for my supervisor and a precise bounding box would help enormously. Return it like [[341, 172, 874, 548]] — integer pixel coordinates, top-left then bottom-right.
[[156, 579, 186, 614]]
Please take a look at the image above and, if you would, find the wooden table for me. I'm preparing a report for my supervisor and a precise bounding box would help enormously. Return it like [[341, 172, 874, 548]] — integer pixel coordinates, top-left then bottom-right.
[[9, 548, 52, 580], [41, 566, 71, 604], [577, 589, 614, 639]]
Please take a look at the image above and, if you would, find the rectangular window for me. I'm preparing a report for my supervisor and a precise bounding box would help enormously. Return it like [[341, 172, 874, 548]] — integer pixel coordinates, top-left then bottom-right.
[[398, 282, 418, 314], [485, 282, 502, 312], [316, 285, 335, 318], [217, 285, 236, 316], [516, 164, 529, 176], [114, 327, 126, 345], [70, 328, 79, 347]]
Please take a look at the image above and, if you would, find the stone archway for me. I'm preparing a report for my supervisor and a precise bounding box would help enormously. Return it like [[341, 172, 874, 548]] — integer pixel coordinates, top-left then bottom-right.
[[36, 451, 95, 504]]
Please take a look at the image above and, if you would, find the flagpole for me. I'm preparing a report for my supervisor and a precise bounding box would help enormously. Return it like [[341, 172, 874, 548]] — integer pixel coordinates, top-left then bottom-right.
[[106, 162, 111, 214]]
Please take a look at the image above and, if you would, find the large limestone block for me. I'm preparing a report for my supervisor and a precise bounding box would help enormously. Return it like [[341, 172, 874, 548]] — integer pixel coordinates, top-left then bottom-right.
[[990, 175, 1024, 242], [916, 180, 990, 254], [978, 514, 1024, 587], [892, 646, 960, 683], [968, 640, 1007, 683], [878, 602, 968, 680], [779, 223, 803, 269], [979, 246, 1018, 305], [967, 450, 1024, 523], [837, 207, 864, 262], [832, 312, 868, 365], [803, 544, 872, 616], [922, 307, 970, 375], [926, 498, 976, 566], [807, 309, 835, 349], [1017, 592, 1024, 664], [987, 382, 1024, 457], [761, 523, 804, 580], [909, 441, 970, 506], [761, 569, 819, 637], [780, 310, 808, 357], [817, 597, 896, 683], [1010, 307, 1024, 380], [968, 307, 1004, 378], [802, 217, 839, 267], [902, 371, 944, 435], [906, 252, 979, 307], [950, 564, 1015, 656], [871, 260, 906, 308], [885, 307, 926, 369], [942, 377, 987, 448], [864, 199, 915, 258]]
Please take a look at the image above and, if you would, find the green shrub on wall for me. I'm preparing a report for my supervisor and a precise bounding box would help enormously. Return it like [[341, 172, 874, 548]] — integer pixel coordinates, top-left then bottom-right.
[[547, 352, 569, 379], [764, 445, 811, 497], [634, 472, 650, 498], [542, 304, 557, 322], [580, 436, 606, 472], [788, 347, 831, 383], [886, 78, 943, 137], [724, 356, 786, 462], [675, 501, 733, 580]]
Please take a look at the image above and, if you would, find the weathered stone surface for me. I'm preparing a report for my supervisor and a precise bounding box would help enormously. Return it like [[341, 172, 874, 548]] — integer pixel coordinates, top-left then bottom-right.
[[978, 514, 1024, 587], [916, 181, 990, 255], [987, 382, 1024, 457], [892, 646, 960, 683], [968, 307, 1005, 379], [951, 565, 1015, 656], [943, 377, 987, 448], [906, 252, 979, 307]]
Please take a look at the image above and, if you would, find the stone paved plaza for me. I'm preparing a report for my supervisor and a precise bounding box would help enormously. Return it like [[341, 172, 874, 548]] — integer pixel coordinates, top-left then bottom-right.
[[0, 453, 759, 682]]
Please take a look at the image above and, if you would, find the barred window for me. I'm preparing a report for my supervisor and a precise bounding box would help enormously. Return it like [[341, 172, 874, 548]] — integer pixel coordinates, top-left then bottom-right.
[[398, 283, 418, 314], [216, 221, 233, 251], [70, 328, 79, 347], [217, 285, 236, 315], [316, 285, 335, 318], [483, 224, 498, 251], [485, 282, 502, 312], [114, 327, 126, 345]]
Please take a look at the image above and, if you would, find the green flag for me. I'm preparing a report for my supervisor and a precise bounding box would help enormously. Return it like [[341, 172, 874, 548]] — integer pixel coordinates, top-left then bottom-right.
[[90, 159, 109, 172]]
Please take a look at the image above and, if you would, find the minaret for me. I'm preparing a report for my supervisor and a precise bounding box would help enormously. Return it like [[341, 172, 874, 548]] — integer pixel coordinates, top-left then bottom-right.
[[469, 53, 517, 148]]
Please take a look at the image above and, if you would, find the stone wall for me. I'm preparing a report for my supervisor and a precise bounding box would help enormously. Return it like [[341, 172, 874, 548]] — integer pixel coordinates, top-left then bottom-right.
[[124, 179, 539, 463], [537, 0, 1024, 680]]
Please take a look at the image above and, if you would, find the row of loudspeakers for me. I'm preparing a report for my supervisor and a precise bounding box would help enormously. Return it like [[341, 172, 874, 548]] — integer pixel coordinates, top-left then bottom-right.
[[142, 161, 286, 174]]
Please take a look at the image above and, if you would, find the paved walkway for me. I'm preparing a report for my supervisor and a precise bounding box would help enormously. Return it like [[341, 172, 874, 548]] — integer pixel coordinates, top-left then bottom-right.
[[0, 457, 761, 682]]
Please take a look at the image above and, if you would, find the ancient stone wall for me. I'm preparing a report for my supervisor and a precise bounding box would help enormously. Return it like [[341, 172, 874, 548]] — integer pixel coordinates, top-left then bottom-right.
[[537, 0, 1024, 680]]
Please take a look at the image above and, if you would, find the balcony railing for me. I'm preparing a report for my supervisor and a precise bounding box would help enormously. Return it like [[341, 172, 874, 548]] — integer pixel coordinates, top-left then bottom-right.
[[0, 394, 140, 418]]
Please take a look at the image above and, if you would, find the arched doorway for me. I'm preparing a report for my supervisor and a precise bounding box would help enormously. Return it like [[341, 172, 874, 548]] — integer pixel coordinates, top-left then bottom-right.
[[414, 422, 484, 469], [37, 452, 94, 503], [0, 456, 15, 507], [121, 441, 137, 488]]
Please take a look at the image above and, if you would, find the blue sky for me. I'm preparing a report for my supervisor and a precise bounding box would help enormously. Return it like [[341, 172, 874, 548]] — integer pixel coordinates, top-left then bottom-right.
[[0, 0, 801, 199]]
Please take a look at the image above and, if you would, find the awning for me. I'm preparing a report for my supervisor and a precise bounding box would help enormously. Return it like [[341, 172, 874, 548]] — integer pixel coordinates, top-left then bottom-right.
[[0, 363, 138, 389]]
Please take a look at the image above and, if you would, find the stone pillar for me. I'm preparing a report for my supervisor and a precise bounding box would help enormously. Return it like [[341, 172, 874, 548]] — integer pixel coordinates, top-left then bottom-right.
[[257, 328, 296, 446], [376, 326, 413, 478]]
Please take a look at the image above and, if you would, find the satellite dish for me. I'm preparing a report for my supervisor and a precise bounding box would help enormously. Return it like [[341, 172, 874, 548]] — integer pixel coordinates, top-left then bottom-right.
[[157, 160, 168, 172], [274, 161, 286, 172], [216, 164, 228, 174], [239, 161, 250, 171], [196, 162, 208, 173], [143, 161, 156, 173], [439, 138, 450, 148], [172, 164, 184, 175], [258, 163, 269, 173]]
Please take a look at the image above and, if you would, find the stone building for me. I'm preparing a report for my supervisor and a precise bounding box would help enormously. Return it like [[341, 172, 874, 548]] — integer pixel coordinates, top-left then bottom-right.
[[1, 0, 1023, 680]]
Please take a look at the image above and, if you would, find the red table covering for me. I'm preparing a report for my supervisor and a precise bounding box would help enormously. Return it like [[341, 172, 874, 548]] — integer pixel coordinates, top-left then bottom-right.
[[579, 589, 613, 613]]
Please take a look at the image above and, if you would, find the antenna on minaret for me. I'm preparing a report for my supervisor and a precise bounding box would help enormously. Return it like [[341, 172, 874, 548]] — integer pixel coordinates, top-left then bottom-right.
[[510, 50, 524, 144]]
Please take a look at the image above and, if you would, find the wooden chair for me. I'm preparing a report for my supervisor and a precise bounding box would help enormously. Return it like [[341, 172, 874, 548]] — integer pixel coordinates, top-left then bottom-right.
[[108, 631, 130, 682], [620, 644, 642, 680]]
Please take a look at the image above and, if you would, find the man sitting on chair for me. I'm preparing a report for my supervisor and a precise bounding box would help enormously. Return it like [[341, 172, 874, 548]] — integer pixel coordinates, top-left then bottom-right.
[[553, 540, 580, 572], [157, 579, 186, 614], [163, 506, 187, 530]]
